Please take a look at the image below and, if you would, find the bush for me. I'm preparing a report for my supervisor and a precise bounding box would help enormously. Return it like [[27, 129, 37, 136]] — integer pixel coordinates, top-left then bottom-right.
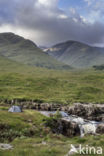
[[44, 110, 62, 133]]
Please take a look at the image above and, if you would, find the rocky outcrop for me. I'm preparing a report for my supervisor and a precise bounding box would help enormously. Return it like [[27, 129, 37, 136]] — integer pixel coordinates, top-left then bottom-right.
[[2, 99, 104, 122], [67, 103, 104, 122], [96, 124, 104, 134], [45, 116, 104, 137], [0, 144, 13, 150], [61, 119, 80, 137], [30, 103, 63, 111], [45, 118, 80, 137], [1, 99, 65, 110]]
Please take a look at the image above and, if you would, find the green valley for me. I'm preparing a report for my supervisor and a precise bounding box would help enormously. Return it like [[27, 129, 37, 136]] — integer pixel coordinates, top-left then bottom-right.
[[0, 55, 104, 104]]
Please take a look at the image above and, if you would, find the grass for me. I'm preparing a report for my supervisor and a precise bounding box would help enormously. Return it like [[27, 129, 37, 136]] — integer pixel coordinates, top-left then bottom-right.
[[0, 109, 47, 142], [0, 68, 104, 104], [0, 55, 104, 104], [0, 54, 104, 104], [0, 109, 104, 156]]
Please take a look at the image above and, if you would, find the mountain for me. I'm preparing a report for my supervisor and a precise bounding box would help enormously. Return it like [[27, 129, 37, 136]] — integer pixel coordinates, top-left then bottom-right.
[[0, 33, 71, 70], [46, 40, 104, 68], [0, 54, 39, 74], [93, 64, 104, 70]]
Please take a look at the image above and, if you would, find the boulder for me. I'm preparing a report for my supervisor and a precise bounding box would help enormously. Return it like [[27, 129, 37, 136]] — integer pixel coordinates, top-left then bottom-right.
[[46, 118, 80, 137], [0, 144, 13, 150], [96, 124, 104, 134], [61, 119, 80, 137]]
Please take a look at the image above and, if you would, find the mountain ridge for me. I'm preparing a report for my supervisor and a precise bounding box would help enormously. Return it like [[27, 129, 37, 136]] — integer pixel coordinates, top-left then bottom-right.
[[45, 40, 104, 68], [0, 32, 71, 70]]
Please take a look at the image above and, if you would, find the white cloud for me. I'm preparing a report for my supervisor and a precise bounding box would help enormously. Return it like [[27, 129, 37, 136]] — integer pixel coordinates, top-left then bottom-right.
[[69, 8, 76, 15], [37, 0, 58, 8], [58, 14, 68, 19], [83, 0, 104, 24], [84, 0, 95, 6], [80, 16, 88, 23]]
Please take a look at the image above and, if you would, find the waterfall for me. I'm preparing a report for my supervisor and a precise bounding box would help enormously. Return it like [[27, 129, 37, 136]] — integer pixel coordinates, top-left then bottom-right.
[[79, 123, 97, 137], [40, 111, 103, 137]]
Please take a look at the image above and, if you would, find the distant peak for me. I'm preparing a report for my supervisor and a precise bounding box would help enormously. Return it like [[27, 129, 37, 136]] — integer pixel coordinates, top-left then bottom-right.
[[0, 32, 37, 47], [0, 32, 15, 35], [52, 40, 90, 48]]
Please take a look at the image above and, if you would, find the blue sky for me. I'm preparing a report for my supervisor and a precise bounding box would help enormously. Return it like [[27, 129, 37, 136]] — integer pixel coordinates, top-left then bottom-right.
[[59, 0, 104, 23], [58, 0, 88, 20], [0, 0, 104, 47], [59, 0, 85, 9]]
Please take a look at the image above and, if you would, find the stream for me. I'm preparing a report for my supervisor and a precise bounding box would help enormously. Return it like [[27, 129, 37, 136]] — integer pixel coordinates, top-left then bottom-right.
[[40, 111, 104, 137]]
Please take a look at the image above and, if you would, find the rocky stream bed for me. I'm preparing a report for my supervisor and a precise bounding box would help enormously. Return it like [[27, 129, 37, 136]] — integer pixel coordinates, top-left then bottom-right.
[[39, 103, 104, 137]]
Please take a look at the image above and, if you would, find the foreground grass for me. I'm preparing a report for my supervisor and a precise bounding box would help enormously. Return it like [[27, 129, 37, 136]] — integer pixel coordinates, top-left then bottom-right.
[[1, 136, 104, 156], [0, 109, 104, 156], [0, 109, 46, 142]]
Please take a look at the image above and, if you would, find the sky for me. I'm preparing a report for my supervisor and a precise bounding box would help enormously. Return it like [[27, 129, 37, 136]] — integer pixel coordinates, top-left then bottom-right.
[[0, 0, 104, 47]]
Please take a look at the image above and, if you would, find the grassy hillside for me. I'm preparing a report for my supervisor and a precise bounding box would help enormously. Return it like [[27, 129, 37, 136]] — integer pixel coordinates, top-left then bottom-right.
[[0, 55, 104, 104], [0, 47, 104, 156], [0, 108, 104, 156], [46, 40, 104, 68], [0, 33, 71, 70]]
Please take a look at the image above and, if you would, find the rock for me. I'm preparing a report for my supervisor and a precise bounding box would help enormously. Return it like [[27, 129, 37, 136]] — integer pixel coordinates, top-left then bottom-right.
[[68, 103, 104, 121], [45, 116, 80, 137], [0, 144, 13, 150], [61, 119, 80, 137], [96, 124, 104, 134], [42, 141, 47, 145], [27, 119, 32, 123]]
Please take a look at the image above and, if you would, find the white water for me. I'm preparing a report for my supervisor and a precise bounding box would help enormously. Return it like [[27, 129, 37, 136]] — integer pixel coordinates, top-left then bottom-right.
[[40, 111, 103, 137]]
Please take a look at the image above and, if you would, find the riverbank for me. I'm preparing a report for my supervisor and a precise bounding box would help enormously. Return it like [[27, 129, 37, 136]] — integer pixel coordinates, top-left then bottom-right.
[[1, 101, 104, 121], [0, 108, 104, 156]]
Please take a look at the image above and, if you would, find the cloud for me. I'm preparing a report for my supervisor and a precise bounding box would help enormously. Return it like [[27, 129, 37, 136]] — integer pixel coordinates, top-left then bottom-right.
[[84, 0, 95, 6], [0, 0, 17, 23], [37, 0, 58, 8], [0, 0, 104, 47]]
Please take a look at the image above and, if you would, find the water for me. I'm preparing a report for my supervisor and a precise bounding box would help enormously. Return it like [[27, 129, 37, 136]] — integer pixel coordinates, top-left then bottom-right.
[[40, 111, 68, 117], [40, 111, 104, 137], [40, 111, 102, 124]]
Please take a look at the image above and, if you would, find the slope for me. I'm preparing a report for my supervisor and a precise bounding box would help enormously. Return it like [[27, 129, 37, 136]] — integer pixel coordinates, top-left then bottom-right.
[[46, 40, 104, 68], [0, 55, 104, 103], [0, 33, 71, 70]]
